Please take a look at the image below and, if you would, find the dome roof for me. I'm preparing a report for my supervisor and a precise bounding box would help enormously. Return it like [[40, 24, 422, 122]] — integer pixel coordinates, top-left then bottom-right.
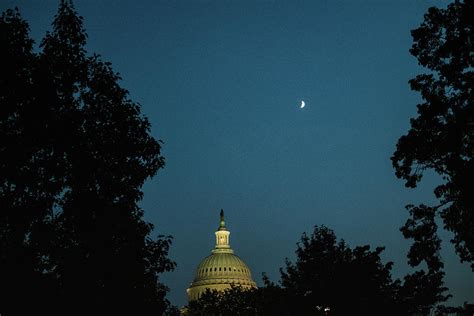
[[191, 252, 256, 288], [187, 210, 256, 301]]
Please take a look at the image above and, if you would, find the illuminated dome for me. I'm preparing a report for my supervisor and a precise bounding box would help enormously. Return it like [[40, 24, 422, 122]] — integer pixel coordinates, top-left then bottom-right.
[[186, 210, 256, 301]]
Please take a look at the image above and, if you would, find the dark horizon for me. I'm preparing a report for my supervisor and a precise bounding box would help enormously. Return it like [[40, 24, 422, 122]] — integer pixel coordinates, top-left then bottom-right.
[[1, 0, 472, 309]]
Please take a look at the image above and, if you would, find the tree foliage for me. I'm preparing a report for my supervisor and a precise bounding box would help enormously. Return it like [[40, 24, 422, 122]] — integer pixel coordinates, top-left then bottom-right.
[[397, 204, 450, 314], [186, 287, 258, 316], [185, 279, 289, 316], [0, 1, 174, 314], [391, 0, 474, 269], [278, 225, 402, 315]]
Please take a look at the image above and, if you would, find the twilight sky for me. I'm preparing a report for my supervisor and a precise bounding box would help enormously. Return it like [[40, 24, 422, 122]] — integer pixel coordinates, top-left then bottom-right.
[[2, 0, 472, 307]]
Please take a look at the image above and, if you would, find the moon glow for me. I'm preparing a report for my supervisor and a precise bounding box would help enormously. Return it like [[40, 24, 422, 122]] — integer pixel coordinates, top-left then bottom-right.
[[300, 100, 305, 108]]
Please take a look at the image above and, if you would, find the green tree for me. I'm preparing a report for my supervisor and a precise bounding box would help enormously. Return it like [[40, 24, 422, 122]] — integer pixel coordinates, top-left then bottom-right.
[[391, 0, 474, 269], [0, 1, 175, 314]]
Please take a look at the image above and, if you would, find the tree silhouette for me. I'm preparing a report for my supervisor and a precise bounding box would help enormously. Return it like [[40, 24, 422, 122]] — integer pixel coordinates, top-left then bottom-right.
[[186, 287, 258, 316], [391, 0, 473, 270], [278, 225, 402, 315], [185, 281, 290, 316], [0, 7, 59, 313], [1, 1, 174, 314]]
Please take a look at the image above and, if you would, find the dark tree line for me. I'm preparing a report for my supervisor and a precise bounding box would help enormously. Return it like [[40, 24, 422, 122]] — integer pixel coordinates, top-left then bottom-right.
[[0, 1, 175, 314]]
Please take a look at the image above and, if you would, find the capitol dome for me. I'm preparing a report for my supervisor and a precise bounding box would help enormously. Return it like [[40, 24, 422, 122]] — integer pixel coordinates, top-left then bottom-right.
[[186, 210, 256, 301]]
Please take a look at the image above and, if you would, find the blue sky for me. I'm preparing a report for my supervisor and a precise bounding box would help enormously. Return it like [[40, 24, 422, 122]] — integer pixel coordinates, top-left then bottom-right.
[[2, 0, 472, 307]]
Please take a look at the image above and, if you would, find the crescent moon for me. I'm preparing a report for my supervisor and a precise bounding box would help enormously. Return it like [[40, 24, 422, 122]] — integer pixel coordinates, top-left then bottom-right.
[[300, 100, 305, 108]]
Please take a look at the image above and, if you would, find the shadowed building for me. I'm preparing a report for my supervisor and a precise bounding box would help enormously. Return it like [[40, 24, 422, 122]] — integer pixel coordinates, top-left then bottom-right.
[[186, 210, 256, 301]]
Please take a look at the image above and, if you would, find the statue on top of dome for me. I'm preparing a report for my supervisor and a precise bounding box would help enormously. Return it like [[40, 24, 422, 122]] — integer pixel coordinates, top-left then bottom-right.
[[219, 209, 226, 230]]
